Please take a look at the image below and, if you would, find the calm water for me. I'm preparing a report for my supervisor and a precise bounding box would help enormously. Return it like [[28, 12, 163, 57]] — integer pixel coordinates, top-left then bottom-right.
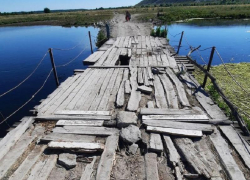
[[0, 26, 99, 137], [167, 20, 250, 65]]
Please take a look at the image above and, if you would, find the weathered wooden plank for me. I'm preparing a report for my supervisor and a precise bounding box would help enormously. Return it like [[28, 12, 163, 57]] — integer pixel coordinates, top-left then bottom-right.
[[9, 145, 47, 180], [53, 126, 119, 136], [147, 126, 203, 137], [143, 120, 214, 133], [140, 108, 203, 115], [89, 68, 115, 110], [98, 69, 119, 110], [96, 135, 119, 180], [149, 133, 164, 153], [47, 166, 67, 180], [27, 154, 57, 180], [220, 126, 250, 169], [125, 79, 131, 94], [145, 153, 159, 180], [210, 131, 246, 180], [40, 133, 96, 143], [147, 67, 154, 80], [143, 114, 209, 121], [166, 67, 190, 107], [56, 120, 104, 127], [80, 156, 97, 180], [116, 69, 129, 107], [127, 90, 141, 112], [0, 135, 36, 179], [143, 68, 150, 86], [48, 141, 104, 151], [147, 101, 154, 108], [54, 110, 110, 116], [0, 117, 34, 161], [84, 51, 105, 64], [161, 54, 170, 66], [35, 115, 111, 121], [162, 135, 180, 166], [138, 68, 144, 85], [159, 74, 179, 109], [154, 75, 168, 108]]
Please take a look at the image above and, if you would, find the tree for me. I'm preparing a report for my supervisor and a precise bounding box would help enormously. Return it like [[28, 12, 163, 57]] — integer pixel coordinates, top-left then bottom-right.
[[44, 7, 51, 13]]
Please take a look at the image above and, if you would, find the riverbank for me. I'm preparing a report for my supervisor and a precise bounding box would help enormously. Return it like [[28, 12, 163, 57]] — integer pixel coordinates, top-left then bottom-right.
[[2, 4, 250, 27], [193, 63, 250, 129]]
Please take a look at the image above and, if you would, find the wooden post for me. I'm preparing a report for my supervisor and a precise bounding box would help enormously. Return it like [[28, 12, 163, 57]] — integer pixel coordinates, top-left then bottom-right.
[[88, 31, 93, 54], [202, 46, 215, 88], [177, 31, 184, 54], [106, 24, 110, 39], [48, 48, 60, 87]]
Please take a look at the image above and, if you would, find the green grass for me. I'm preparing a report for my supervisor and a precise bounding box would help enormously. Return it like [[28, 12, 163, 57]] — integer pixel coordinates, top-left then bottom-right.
[[193, 63, 250, 129]]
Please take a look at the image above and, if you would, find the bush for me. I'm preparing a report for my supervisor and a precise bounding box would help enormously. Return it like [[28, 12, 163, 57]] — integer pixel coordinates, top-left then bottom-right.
[[44, 8, 51, 13], [96, 30, 107, 48], [150, 29, 155, 36], [155, 27, 161, 37]]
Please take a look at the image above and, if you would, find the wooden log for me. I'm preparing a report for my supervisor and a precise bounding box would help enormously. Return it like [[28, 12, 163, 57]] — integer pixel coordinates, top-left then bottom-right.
[[80, 156, 97, 180], [96, 135, 119, 180], [9, 145, 47, 180], [0, 117, 34, 161], [0, 135, 37, 179], [147, 126, 202, 137], [143, 115, 209, 121], [145, 153, 159, 180], [149, 133, 164, 153], [56, 120, 104, 127], [220, 126, 250, 169], [140, 108, 203, 115], [27, 154, 57, 180], [54, 110, 110, 116], [143, 120, 214, 133], [162, 135, 180, 166], [210, 130, 246, 180], [40, 133, 96, 143], [48, 141, 104, 151], [53, 126, 119, 136], [35, 115, 111, 121]]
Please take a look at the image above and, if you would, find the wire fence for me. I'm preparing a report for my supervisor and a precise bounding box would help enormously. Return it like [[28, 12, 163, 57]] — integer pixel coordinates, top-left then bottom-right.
[[0, 34, 97, 127]]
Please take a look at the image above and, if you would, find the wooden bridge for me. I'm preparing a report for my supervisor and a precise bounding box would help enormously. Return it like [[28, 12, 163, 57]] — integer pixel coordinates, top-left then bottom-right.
[[0, 35, 250, 180]]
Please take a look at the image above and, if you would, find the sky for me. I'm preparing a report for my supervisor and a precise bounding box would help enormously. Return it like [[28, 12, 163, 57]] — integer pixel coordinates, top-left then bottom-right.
[[0, 0, 141, 12]]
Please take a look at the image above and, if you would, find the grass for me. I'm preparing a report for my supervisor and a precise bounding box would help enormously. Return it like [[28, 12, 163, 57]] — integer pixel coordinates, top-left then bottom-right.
[[193, 63, 250, 129], [2, 4, 250, 26]]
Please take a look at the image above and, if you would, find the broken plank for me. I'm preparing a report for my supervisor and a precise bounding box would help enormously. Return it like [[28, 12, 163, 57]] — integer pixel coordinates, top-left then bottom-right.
[[140, 108, 203, 115], [40, 133, 96, 143], [53, 126, 119, 136], [220, 126, 250, 169], [80, 156, 97, 180], [125, 79, 131, 94], [0, 135, 37, 179], [9, 145, 47, 180], [210, 130, 246, 180], [145, 153, 159, 180], [147, 126, 203, 137], [48, 141, 104, 151], [127, 90, 141, 112], [162, 135, 180, 166], [149, 133, 164, 153], [27, 154, 57, 180], [0, 117, 34, 161], [143, 120, 214, 133], [54, 110, 110, 116], [154, 75, 168, 108], [96, 135, 119, 180], [35, 115, 111, 121], [142, 115, 209, 121], [56, 120, 104, 127]]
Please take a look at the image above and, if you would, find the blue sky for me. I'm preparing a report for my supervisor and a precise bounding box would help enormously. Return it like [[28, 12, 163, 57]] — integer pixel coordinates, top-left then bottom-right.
[[0, 0, 141, 12]]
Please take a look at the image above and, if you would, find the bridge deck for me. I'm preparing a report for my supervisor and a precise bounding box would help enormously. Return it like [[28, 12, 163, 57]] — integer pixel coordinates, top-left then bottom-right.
[[0, 35, 250, 180]]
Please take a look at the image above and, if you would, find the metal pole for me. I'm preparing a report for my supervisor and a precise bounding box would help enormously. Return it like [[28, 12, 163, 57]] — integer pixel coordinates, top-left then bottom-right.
[[106, 24, 110, 39], [48, 48, 59, 87], [88, 31, 93, 54], [202, 46, 215, 88], [177, 31, 184, 54]]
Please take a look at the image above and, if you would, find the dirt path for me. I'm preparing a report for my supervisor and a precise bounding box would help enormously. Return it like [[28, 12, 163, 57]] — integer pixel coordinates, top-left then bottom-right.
[[110, 13, 152, 37]]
